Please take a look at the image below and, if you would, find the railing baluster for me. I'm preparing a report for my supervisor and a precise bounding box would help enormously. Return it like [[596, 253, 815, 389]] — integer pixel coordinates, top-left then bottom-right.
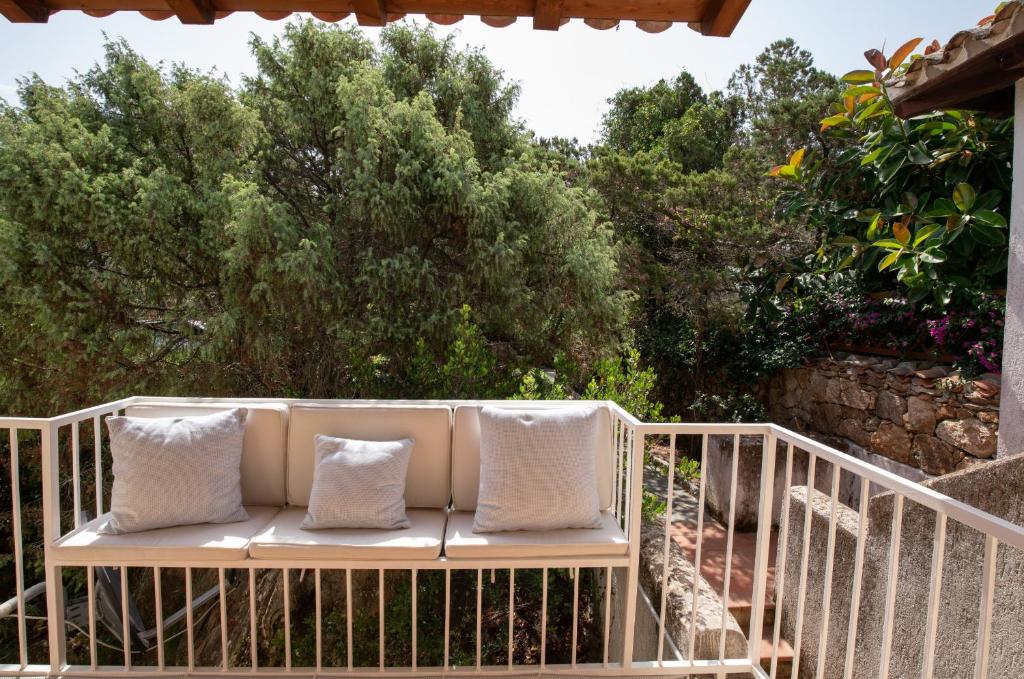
[[283, 567, 291, 670], [719, 434, 740, 661], [346, 568, 353, 671], [154, 567, 164, 670], [571, 567, 579, 667], [186, 566, 195, 671], [9, 429, 28, 669], [93, 414, 103, 515], [603, 566, 612, 667], [219, 567, 229, 670], [317, 568, 323, 672], [814, 463, 842, 679], [376, 568, 383, 671], [790, 452, 817, 679], [87, 565, 97, 670], [476, 568, 483, 670], [878, 494, 904, 679], [249, 567, 257, 671], [411, 568, 418, 670], [919, 512, 946, 679], [688, 433, 709, 661], [508, 568, 515, 669], [748, 431, 777, 665], [657, 433, 676, 664], [623, 427, 633, 531], [540, 567, 548, 669], [444, 569, 451, 670], [974, 535, 998, 679], [72, 422, 81, 528], [842, 477, 870, 679], [769, 443, 794, 679], [121, 565, 131, 669]]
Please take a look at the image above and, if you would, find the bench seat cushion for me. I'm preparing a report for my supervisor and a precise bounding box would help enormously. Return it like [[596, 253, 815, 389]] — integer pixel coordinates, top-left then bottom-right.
[[443, 511, 627, 559], [248, 507, 446, 560], [52, 506, 281, 563]]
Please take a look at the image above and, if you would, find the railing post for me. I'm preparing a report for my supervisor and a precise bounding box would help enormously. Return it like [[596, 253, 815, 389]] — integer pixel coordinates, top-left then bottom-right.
[[620, 424, 644, 667], [748, 426, 777, 665], [41, 421, 67, 672]]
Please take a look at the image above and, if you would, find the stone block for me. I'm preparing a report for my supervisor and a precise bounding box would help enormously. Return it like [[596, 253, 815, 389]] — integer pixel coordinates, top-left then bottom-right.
[[936, 418, 998, 458], [840, 380, 876, 409], [837, 417, 872, 448], [824, 378, 842, 404], [906, 396, 937, 433], [869, 421, 913, 465], [875, 391, 905, 423], [912, 434, 964, 475]]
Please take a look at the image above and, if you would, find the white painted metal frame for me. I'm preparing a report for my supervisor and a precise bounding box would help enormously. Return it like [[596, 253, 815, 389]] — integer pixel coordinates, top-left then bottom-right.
[[2, 398, 1023, 678]]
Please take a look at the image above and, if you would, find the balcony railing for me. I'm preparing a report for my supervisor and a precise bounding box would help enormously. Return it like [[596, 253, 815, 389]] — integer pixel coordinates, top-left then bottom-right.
[[1, 397, 1022, 677]]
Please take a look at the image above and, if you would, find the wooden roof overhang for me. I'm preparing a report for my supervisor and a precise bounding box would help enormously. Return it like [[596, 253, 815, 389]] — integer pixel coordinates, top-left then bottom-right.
[[0, 0, 750, 33], [889, 1, 1024, 119]]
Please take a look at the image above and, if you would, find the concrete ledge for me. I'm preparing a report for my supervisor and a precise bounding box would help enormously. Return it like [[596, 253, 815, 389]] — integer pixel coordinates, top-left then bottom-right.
[[634, 522, 746, 662]]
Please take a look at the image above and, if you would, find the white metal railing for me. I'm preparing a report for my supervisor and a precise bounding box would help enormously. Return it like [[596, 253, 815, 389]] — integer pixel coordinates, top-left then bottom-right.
[[0, 397, 1021, 677]]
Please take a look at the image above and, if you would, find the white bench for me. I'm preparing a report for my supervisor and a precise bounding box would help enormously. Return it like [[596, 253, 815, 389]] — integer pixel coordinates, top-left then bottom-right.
[[51, 400, 631, 566]]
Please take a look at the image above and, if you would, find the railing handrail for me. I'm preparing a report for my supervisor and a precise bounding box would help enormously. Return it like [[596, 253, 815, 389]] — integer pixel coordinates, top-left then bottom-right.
[[4, 395, 1022, 677], [770, 424, 1024, 551]]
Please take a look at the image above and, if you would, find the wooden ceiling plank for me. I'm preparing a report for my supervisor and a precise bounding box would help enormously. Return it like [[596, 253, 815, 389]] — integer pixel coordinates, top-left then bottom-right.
[[1, 0, 49, 23], [165, 0, 214, 23], [352, 0, 386, 25], [700, 0, 748, 37], [532, 0, 561, 30]]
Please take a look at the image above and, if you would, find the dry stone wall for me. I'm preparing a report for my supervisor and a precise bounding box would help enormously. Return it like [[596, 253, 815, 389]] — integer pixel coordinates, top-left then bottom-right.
[[764, 352, 1000, 477]]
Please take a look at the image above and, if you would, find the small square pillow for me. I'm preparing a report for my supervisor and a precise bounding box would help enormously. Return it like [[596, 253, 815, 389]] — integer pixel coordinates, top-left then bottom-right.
[[301, 435, 413, 530], [101, 408, 249, 535], [473, 406, 603, 533]]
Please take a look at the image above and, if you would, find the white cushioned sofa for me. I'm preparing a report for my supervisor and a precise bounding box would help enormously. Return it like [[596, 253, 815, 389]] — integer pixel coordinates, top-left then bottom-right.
[[51, 399, 638, 567]]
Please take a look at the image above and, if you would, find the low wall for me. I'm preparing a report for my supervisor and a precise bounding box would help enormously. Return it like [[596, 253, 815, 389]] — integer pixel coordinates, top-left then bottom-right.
[[764, 353, 1000, 477], [777, 453, 1024, 679]]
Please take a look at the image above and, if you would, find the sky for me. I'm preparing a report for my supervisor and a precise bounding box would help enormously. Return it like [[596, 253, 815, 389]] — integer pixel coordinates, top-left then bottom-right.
[[0, 1, 994, 144]]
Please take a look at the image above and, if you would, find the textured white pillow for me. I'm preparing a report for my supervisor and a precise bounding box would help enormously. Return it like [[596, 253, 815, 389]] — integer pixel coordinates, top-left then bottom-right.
[[101, 408, 249, 535], [301, 435, 413, 530], [473, 406, 603, 533]]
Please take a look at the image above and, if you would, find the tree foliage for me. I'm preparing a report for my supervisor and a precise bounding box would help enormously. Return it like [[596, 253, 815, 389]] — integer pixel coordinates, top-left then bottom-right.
[[770, 38, 1012, 307], [0, 22, 630, 414]]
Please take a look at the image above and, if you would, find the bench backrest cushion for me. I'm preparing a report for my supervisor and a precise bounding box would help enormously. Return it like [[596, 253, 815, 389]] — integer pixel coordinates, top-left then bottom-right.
[[124, 402, 289, 506], [451, 403, 614, 512], [287, 404, 452, 508]]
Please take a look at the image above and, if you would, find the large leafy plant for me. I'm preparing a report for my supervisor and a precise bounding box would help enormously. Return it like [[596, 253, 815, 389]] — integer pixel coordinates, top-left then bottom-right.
[[771, 36, 1012, 306]]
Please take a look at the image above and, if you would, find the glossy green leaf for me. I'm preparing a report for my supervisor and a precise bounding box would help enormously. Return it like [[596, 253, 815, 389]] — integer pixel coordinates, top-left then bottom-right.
[[842, 69, 876, 83], [973, 210, 1007, 228], [872, 238, 904, 250], [953, 183, 976, 212], [878, 249, 902, 271], [913, 223, 941, 246], [970, 223, 1006, 246]]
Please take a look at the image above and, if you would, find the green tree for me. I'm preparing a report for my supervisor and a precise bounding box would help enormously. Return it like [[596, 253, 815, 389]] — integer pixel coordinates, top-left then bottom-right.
[[0, 22, 630, 414], [728, 38, 841, 161]]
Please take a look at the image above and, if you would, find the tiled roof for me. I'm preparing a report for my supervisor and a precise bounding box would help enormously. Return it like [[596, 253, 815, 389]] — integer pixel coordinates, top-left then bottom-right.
[[0, 0, 750, 32], [888, 1, 1024, 117]]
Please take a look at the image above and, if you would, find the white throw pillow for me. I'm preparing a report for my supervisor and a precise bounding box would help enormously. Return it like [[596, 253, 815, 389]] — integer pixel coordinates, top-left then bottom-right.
[[301, 435, 413, 530], [473, 406, 603, 533], [101, 408, 249, 535]]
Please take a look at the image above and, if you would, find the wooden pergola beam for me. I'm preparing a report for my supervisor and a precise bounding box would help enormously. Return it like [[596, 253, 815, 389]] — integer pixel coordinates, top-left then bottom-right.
[[700, 0, 749, 37], [0, 0, 49, 22], [164, 0, 213, 23], [532, 0, 561, 30], [352, 0, 386, 25]]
